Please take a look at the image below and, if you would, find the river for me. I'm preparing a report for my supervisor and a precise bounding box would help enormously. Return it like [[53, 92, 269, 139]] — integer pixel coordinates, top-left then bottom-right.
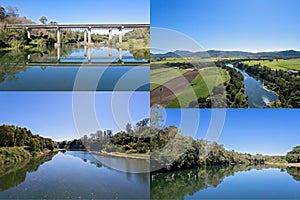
[[226, 64, 278, 108], [0, 45, 149, 91], [151, 165, 300, 199], [0, 151, 149, 199]]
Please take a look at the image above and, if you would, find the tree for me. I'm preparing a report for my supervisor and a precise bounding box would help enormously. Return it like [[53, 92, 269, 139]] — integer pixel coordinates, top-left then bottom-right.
[[125, 123, 132, 133], [39, 16, 47, 24], [29, 138, 41, 153], [6, 6, 18, 17], [0, 6, 6, 21], [107, 130, 113, 138], [0, 125, 16, 147], [286, 146, 300, 163]]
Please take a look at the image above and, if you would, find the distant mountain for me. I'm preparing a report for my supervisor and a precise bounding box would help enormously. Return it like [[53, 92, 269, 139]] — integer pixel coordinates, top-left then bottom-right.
[[151, 50, 300, 59]]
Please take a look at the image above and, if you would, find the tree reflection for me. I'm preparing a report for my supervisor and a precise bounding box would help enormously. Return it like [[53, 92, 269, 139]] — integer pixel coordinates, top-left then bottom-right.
[[150, 165, 279, 200], [286, 167, 300, 181], [0, 153, 57, 192]]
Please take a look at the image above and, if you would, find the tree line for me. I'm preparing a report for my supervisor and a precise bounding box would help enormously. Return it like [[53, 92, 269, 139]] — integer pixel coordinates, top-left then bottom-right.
[[149, 112, 291, 172], [58, 118, 151, 154], [0, 124, 56, 155]]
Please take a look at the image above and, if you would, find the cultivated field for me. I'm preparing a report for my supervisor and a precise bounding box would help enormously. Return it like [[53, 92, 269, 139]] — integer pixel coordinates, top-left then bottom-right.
[[166, 67, 229, 107], [150, 67, 230, 108], [150, 68, 187, 90], [242, 59, 300, 71]]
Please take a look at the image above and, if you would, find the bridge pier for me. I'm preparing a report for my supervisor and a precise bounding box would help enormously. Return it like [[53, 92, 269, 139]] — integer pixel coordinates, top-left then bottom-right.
[[119, 47, 123, 64], [55, 27, 61, 48], [57, 47, 60, 61], [88, 47, 91, 63], [118, 26, 124, 44], [87, 27, 94, 47], [84, 45, 87, 57], [84, 30, 87, 45], [109, 29, 113, 40], [109, 47, 112, 57], [26, 27, 31, 39]]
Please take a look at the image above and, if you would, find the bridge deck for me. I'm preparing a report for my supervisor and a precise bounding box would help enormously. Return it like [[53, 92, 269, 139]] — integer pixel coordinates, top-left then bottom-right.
[[5, 23, 150, 29]]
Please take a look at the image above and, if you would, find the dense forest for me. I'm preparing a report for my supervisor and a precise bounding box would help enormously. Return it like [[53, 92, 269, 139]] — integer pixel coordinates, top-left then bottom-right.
[[234, 61, 300, 108], [0, 124, 56, 164]]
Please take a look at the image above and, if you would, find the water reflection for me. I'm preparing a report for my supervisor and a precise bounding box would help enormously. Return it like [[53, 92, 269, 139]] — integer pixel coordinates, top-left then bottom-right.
[[0, 153, 56, 192], [151, 165, 300, 199], [0, 45, 150, 91], [64, 151, 102, 168], [286, 167, 300, 181], [3, 44, 149, 66], [0, 151, 149, 199]]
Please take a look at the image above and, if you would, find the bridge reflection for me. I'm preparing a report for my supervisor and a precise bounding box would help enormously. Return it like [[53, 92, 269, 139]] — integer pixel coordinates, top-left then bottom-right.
[[26, 46, 149, 66]]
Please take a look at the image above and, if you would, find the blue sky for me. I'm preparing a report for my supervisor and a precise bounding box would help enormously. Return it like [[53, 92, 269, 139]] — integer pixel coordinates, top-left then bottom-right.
[[1, 0, 149, 23], [164, 109, 300, 155], [0, 92, 149, 141], [151, 0, 300, 52]]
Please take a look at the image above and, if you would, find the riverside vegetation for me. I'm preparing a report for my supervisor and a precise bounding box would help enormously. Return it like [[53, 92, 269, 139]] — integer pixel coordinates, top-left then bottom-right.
[[0, 118, 153, 165], [0, 124, 56, 165]]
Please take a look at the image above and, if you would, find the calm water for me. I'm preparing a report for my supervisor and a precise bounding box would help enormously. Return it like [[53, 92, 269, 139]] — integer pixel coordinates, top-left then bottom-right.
[[0, 46, 149, 91], [151, 166, 300, 199], [0, 151, 149, 199], [226, 64, 278, 108]]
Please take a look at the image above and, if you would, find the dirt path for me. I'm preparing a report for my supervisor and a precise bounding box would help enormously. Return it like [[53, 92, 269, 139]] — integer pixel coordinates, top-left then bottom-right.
[[151, 70, 199, 106]]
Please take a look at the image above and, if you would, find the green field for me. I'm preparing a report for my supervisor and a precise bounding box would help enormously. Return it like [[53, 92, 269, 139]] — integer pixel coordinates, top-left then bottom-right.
[[242, 59, 300, 71], [166, 67, 230, 108], [150, 68, 188, 90], [151, 57, 213, 64]]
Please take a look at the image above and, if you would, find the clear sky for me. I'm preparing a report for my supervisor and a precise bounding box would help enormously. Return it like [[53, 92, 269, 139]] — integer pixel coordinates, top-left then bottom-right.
[[151, 0, 300, 52], [1, 0, 149, 23], [164, 109, 300, 155], [0, 92, 149, 141]]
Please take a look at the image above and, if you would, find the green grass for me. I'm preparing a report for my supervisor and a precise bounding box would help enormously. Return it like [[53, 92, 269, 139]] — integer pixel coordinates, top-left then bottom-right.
[[242, 59, 300, 71], [167, 67, 230, 108], [0, 147, 31, 165], [150, 68, 188, 90], [111, 152, 150, 159]]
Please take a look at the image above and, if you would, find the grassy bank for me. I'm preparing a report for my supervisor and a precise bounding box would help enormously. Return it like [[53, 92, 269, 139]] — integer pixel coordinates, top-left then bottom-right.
[[266, 161, 300, 168], [91, 151, 149, 160]]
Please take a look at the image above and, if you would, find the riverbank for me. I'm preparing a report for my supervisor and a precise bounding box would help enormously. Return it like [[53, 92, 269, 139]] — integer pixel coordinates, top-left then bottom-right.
[[286, 163, 300, 168], [90, 150, 149, 160], [266, 161, 300, 168], [0, 146, 58, 165]]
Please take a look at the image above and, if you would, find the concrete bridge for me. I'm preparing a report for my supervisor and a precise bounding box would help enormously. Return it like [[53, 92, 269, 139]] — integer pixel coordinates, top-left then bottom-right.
[[5, 23, 150, 47]]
